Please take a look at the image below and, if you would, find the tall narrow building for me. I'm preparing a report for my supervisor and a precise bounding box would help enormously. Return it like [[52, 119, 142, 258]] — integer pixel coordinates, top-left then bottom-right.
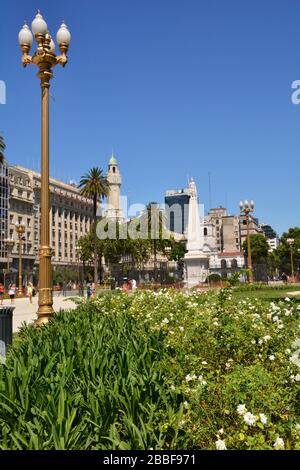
[[106, 153, 123, 222]]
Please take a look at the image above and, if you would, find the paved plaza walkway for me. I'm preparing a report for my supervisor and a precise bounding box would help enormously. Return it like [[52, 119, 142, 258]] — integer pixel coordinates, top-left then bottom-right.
[[1, 295, 78, 333]]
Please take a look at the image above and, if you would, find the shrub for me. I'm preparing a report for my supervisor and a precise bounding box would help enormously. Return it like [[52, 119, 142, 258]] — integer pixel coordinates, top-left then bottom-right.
[[0, 297, 185, 450], [1, 289, 300, 450], [207, 274, 222, 283]]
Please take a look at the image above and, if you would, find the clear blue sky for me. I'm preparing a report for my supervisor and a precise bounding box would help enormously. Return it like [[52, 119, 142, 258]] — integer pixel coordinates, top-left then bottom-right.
[[0, 0, 299, 235]]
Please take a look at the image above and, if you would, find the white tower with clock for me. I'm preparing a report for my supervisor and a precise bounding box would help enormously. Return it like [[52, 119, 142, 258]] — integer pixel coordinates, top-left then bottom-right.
[[106, 153, 124, 222]]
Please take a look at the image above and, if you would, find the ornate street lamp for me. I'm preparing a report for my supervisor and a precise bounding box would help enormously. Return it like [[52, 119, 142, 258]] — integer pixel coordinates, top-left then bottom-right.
[[18, 11, 71, 324], [75, 244, 84, 296], [287, 238, 295, 278], [239, 199, 255, 284], [15, 223, 26, 295]]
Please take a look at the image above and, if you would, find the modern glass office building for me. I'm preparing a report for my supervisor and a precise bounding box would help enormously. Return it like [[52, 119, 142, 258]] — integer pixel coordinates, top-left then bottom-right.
[[164, 188, 190, 234]]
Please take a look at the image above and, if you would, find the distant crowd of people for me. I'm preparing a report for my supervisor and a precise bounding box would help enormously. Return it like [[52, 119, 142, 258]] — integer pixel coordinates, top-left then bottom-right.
[[121, 278, 137, 293], [0, 282, 35, 306]]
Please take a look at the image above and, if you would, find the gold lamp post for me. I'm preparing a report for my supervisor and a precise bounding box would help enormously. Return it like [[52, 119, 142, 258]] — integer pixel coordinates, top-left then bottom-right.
[[239, 199, 255, 284], [15, 223, 25, 295], [287, 238, 295, 279], [4, 237, 15, 287], [18, 11, 71, 325], [75, 244, 84, 297]]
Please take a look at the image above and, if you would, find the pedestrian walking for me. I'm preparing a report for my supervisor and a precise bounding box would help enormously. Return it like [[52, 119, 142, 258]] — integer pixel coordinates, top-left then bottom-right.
[[86, 283, 92, 299], [8, 283, 16, 304], [131, 278, 137, 292], [27, 282, 33, 304], [91, 282, 96, 297], [0, 282, 4, 305]]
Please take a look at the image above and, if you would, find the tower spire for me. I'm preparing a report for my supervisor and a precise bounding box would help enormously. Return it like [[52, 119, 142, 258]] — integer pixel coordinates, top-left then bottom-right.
[[109, 151, 117, 165]]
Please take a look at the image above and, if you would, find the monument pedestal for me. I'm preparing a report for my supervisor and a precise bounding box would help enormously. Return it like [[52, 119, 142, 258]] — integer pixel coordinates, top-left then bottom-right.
[[184, 252, 209, 287]]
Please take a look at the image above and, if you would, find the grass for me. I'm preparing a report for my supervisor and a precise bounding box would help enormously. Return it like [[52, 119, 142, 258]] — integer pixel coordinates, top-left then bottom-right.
[[232, 284, 300, 302]]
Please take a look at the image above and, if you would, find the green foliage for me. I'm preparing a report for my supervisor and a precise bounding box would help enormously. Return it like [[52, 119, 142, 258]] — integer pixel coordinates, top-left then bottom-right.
[[78, 167, 109, 210], [168, 240, 187, 263], [0, 298, 185, 450], [207, 273, 222, 283], [223, 269, 248, 287], [274, 228, 300, 275], [53, 267, 79, 284], [2, 289, 300, 449], [243, 234, 269, 264], [79, 167, 110, 283]]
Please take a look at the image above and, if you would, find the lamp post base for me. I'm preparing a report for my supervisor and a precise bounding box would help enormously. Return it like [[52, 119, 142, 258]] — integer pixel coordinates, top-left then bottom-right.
[[36, 287, 54, 326], [36, 306, 55, 326]]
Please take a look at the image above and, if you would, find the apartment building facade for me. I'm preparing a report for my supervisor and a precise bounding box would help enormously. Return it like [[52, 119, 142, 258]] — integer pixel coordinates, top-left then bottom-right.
[[6, 165, 94, 282]]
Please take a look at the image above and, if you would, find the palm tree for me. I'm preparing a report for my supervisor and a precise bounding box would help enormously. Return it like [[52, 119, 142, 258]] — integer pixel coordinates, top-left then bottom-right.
[[143, 202, 167, 282], [79, 167, 109, 284], [0, 134, 6, 164]]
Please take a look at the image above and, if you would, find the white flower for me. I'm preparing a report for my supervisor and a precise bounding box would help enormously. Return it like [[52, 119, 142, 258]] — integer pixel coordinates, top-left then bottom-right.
[[243, 412, 257, 426], [218, 428, 224, 435], [295, 423, 300, 431], [273, 437, 284, 449], [185, 374, 193, 382], [259, 413, 268, 425], [201, 361, 208, 365], [294, 374, 300, 382], [269, 355, 275, 361], [237, 404, 247, 416], [251, 339, 256, 345], [263, 335, 271, 342], [215, 439, 227, 450], [179, 326, 184, 332], [183, 401, 189, 409], [170, 385, 176, 391], [285, 297, 291, 302], [285, 349, 291, 355], [290, 350, 300, 368], [161, 317, 169, 324], [292, 339, 300, 349]]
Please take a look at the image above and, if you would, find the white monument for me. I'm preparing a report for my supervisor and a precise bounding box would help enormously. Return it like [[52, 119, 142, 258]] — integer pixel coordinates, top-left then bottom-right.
[[184, 178, 209, 287]]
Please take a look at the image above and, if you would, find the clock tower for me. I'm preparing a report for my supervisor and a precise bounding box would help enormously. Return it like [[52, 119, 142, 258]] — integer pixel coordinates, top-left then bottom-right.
[[106, 153, 123, 222]]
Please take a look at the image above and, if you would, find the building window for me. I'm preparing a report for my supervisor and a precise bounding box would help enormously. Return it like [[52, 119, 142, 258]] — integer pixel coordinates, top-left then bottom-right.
[[231, 259, 238, 269], [204, 227, 208, 236], [221, 259, 227, 269]]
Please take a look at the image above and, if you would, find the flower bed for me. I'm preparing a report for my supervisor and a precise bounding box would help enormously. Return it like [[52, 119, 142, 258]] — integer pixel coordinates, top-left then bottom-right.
[[1, 289, 300, 449]]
